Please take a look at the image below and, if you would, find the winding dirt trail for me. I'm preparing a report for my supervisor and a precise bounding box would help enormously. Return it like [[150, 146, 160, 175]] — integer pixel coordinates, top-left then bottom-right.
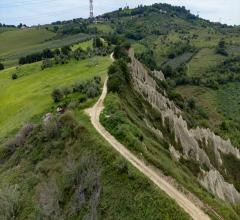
[[85, 55, 211, 220]]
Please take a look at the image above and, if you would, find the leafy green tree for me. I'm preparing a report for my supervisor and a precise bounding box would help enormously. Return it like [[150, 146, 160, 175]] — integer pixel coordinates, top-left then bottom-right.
[[187, 98, 196, 109], [61, 46, 71, 56], [12, 73, 18, 80], [41, 59, 53, 70], [0, 63, 4, 71], [93, 37, 103, 48], [52, 89, 63, 102]]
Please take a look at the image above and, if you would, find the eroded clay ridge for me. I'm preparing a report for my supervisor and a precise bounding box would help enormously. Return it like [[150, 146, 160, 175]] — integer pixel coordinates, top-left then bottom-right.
[[129, 49, 240, 204]]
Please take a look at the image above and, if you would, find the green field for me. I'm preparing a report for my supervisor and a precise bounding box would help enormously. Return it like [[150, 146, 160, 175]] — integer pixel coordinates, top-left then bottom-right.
[[72, 39, 93, 51], [176, 83, 240, 149], [0, 56, 111, 141], [217, 83, 240, 119], [89, 23, 114, 33], [187, 48, 224, 76], [0, 28, 90, 67]]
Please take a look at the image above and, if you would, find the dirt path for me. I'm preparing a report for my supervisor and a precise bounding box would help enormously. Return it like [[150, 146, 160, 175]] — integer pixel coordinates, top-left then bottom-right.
[[85, 55, 211, 220]]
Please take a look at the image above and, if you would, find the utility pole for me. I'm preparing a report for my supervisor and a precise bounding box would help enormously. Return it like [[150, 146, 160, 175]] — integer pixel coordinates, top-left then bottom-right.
[[90, 0, 94, 19]]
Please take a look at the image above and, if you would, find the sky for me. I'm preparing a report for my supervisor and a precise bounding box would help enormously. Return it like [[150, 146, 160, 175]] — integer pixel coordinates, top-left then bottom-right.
[[0, 0, 239, 26]]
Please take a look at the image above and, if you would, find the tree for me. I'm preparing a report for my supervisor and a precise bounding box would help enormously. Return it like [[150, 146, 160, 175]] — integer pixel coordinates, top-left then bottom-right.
[[0, 63, 4, 71], [12, 73, 18, 80], [93, 37, 103, 48], [187, 98, 196, 109], [216, 39, 228, 56], [51, 89, 63, 102], [61, 46, 71, 56], [41, 59, 53, 70], [163, 65, 174, 78], [42, 48, 53, 58]]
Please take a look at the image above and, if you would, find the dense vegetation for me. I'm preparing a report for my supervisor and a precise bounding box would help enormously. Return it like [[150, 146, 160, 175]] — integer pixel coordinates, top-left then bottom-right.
[[0, 90, 190, 219], [101, 54, 240, 219]]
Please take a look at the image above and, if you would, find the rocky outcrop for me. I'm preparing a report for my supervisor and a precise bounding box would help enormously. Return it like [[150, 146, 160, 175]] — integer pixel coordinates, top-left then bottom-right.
[[152, 70, 165, 81], [200, 170, 240, 204], [129, 49, 240, 203]]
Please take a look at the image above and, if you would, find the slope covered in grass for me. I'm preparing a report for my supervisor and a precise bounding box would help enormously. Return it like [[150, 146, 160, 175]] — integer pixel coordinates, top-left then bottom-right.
[[0, 56, 111, 141], [0, 28, 90, 67], [0, 75, 190, 220]]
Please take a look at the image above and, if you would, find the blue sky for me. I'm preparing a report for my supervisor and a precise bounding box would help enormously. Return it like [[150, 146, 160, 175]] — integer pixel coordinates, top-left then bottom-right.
[[0, 0, 239, 26]]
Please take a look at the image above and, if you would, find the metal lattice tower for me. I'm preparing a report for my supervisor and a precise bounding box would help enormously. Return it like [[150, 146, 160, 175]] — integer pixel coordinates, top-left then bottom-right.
[[89, 0, 94, 19]]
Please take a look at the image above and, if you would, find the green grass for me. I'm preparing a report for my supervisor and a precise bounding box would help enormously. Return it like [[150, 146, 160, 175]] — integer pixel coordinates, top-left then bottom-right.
[[187, 48, 225, 76], [0, 82, 190, 220], [0, 56, 111, 141], [164, 52, 194, 70], [0, 28, 90, 67], [72, 39, 93, 51], [217, 83, 240, 119], [176, 85, 221, 128], [90, 23, 114, 34], [0, 28, 55, 58], [100, 88, 239, 219]]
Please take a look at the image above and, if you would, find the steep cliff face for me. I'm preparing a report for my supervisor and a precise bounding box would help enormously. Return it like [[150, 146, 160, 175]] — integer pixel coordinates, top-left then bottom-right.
[[129, 49, 240, 203]]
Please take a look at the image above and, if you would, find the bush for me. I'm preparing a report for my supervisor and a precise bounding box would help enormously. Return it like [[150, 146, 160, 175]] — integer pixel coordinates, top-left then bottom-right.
[[54, 54, 69, 65], [52, 88, 63, 102], [86, 86, 100, 98], [0, 63, 4, 71], [41, 58, 53, 70], [59, 111, 77, 129], [6, 123, 35, 152], [73, 47, 87, 60], [0, 184, 20, 220], [61, 45, 71, 56], [187, 98, 196, 109], [93, 37, 103, 48], [12, 73, 18, 80], [43, 118, 59, 140]]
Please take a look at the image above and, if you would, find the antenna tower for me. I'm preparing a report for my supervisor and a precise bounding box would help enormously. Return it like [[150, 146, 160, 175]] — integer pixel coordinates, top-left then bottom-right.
[[90, 0, 94, 19]]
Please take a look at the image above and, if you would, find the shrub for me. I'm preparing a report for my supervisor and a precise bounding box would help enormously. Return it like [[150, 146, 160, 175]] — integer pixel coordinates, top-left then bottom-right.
[[6, 123, 35, 151], [93, 37, 103, 48], [59, 111, 77, 129], [54, 54, 69, 65], [73, 47, 87, 60], [93, 76, 101, 84], [12, 73, 18, 80], [41, 58, 53, 70], [114, 157, 128, 174], [0, 184, 20, 220], [187, 98, 196, 109], [51, 88, 63, 102], [86, 86, 100, 98], [61, 45, 71, 56], [43, 118, 59, 140], [220, 121, 228, 131], [35, 177, 61, 219], [63, 87, 72, 96], [0, 63, 4, 71]]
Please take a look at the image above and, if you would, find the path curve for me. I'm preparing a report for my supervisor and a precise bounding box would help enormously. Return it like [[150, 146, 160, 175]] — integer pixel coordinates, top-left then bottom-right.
[[85, 55, 211, 220]]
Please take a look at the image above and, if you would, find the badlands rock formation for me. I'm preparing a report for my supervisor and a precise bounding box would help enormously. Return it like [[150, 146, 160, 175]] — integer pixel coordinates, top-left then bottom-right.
[[129, 49, 240, 203]]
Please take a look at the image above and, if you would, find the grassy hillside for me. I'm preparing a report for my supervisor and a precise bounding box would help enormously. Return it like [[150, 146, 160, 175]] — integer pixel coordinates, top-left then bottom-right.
[[0, 54, 190, 219], [0, 28, 90, 67], [0, 101, 190, 220], [101, 57, 240, 219], [0, 56, 111, 142]]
